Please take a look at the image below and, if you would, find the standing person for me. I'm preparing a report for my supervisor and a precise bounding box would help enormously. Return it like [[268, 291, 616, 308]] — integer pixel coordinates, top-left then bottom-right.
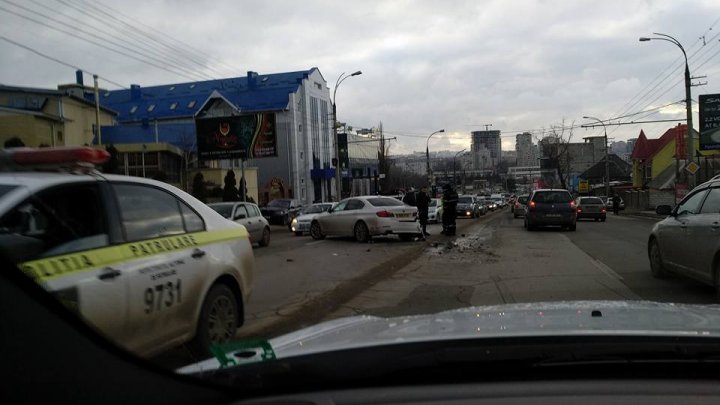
[[612, 193, 620, 215], [416, 186, 431, 237], [441, 184, 459, 236]]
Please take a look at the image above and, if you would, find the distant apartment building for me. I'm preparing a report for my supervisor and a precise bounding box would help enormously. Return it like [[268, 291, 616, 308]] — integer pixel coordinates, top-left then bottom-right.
[[515, 132, 538, 167], [471, 130, 501, 170]]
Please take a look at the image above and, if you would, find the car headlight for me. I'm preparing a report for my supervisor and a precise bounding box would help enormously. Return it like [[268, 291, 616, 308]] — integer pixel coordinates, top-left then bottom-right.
[[291, 218, 298, 225], [279, 210, 287, 215]]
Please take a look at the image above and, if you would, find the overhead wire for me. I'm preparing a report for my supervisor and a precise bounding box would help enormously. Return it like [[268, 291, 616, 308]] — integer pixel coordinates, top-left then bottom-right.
[[0, 35, 127, 89], [0, 1, 211, 82]]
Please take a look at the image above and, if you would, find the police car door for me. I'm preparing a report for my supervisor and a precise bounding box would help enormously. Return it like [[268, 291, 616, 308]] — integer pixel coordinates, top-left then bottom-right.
[[1, 181, 128, 341], [110, 182, 208, 354]]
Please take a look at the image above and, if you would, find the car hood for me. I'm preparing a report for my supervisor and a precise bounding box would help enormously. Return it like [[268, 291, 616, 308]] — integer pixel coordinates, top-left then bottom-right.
[[295, 212, 323, 221], [178, 301, 720, 373]]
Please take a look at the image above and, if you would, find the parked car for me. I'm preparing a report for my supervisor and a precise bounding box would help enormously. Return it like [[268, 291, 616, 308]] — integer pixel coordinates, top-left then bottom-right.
[[208, 202, 271, 246], [456, 195, 479, 218], [0, 147, 255, 358], [513, 195, 529, 218], [289, 203, 334, 236], [600, 196, 625, 211], [524, 189, 577, 231], [310, 196, 421, 242], [575, 196, 607, 222], [260, 198, 303, 225], [428, 198, 443, 223], [648, 177, 720, 298]]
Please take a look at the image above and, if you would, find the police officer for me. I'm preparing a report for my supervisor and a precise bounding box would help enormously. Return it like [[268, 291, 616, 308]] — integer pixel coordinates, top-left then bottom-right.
[[416, 186, 431, 237], [441, 183, 458, 236]]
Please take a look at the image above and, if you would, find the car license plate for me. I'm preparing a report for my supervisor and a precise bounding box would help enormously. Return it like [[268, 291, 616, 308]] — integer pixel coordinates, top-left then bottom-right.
[[545, 214, 561, 217], [396, 213, 411, 218]]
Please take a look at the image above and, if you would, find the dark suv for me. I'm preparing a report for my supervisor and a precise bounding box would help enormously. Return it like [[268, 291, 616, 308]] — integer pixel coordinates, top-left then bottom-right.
[[524, 189, 577, 231]]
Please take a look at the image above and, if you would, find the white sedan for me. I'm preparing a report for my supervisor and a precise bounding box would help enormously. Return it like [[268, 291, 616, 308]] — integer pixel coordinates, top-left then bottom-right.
[[309, 196, 421, 242], [290, 203, 334, 236]]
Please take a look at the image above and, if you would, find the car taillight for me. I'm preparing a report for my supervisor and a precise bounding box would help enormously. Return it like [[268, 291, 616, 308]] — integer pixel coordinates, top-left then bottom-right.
[[601, 208, 607, 213], [576, 207, 582, 212], [376, 211, 392, 217], [528, 201, 536, 209], [570, 201, 576, 209]]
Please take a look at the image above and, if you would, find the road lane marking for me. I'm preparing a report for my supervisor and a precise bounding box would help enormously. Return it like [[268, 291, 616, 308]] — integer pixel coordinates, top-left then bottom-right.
[[591, 258, 623, 280], [305, 240, 326, 246]]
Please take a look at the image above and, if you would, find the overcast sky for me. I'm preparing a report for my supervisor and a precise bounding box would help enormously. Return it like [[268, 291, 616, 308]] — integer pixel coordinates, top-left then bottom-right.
[[1, 0, 720, 154]]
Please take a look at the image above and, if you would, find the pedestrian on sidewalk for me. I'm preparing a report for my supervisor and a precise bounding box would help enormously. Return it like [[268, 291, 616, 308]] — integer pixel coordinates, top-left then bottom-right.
[[612, 193, 620, 215], [441, 183, 458, 236], [416, 186, 431, 237]]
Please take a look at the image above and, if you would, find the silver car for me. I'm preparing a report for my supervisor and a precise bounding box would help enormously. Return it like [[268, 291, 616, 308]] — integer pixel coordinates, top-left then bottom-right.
[[290, 203, 334, 236], [428, 198, 443, 223], [310, 196, 421, 242], [649, 178, 720, 299], [208, 202, 271, 247]]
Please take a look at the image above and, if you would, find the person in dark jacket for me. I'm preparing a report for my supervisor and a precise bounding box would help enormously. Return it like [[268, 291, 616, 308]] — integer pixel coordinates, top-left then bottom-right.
[[612, 193, 621, 215], [416, 186, 431, 237], [441, 184, 458, 236]]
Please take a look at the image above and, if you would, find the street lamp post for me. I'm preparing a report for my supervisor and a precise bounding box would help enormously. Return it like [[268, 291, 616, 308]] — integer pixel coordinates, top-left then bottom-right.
[[425, 129, 445, 187], [333, 70, 362, 202], [453, 149, 466, 187], [640, 33, 695, 188], [583, 116, 610, 198]]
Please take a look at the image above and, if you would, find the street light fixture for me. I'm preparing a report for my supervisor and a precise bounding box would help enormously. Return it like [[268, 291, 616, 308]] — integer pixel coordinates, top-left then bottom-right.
[[639, 32, 695, 187], [453, 149, 467, 188], [583, 116, 610, 198], [332, 70, 362, 202], [425, 129, 445, 187]]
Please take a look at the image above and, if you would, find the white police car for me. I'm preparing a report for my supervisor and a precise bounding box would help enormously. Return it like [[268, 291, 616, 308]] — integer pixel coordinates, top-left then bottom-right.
[[0, 147, 254, 357]]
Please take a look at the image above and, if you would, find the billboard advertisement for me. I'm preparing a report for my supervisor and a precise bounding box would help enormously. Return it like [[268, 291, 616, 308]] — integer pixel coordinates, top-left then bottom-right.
[[699, 93, 720, 151], [195, 113, 277, 160]]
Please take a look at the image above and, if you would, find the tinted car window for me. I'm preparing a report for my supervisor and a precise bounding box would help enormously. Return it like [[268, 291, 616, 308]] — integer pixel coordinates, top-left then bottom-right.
[[209, 203, 234, 219], [518, 196, 528, 204], [114, 184, 186, 241], [700, 188, 720, 214], [345, 199, 365, 210], [532, 191, 572, 204], [368, 198, 404, 207], [180, 202, 205, 232], [581, 197, 604, 204], [676, 189, 709, 216], [268, 199, 290, 208], [458, 197, 473, 203], [0, 183, 107, 261]]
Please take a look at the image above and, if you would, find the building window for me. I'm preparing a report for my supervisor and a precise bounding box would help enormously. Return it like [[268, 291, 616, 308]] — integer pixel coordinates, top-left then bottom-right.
[[57, 131, 63, 142], [187, 100, 196, 108], [147, 104, 155, 112], [130, 106, 138, 114], [170, 102, 177, 110], [314, 82, 322, 90]]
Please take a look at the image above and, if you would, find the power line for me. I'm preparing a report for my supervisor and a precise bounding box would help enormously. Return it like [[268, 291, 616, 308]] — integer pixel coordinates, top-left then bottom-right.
[[0, 35, 127, 89], [0, 2, 210, 82], [52, 0, 232, 79]]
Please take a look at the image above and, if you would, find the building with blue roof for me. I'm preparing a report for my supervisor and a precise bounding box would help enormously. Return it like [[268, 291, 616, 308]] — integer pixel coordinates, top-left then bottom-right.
[[89, 68, 336, 205]]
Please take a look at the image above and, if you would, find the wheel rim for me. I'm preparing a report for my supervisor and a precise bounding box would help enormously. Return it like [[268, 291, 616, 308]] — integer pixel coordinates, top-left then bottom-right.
[[355, 223, 368, 241], [206, 295, 236, 345], [311, 222, 321, 238]]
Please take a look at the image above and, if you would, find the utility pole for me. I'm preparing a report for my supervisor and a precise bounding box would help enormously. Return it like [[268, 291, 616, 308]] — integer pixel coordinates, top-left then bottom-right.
[[93, 74, 101, 145], [583, 116, 610, 197]]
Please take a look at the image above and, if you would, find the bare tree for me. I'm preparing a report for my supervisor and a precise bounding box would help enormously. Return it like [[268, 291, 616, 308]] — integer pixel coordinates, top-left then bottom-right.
[[536, 120, 574, 190]]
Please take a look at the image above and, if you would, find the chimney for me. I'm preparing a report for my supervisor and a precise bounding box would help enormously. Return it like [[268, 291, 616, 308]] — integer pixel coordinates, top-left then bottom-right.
[[130, 84, 141, 100], [247, 71, 258, 89], [76, 70, 84, 86]]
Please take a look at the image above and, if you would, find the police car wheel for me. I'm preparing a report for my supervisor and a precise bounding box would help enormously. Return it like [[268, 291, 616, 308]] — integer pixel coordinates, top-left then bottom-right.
[[258, 227, 271, 247], [191, 284, 239, 355]]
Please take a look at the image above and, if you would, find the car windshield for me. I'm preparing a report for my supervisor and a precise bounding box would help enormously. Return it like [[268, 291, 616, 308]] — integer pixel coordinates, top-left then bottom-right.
[[208, 203, 234, 219], [367, 198, 404, 207], [267, 199, 290, 208], [533, 191, 571, 204], [304, 204, 329, 214], [6, 0, 720, 394]]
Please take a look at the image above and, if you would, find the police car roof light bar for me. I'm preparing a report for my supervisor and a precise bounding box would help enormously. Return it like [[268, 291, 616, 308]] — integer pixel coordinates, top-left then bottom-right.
[[7, 147, 110, 166]]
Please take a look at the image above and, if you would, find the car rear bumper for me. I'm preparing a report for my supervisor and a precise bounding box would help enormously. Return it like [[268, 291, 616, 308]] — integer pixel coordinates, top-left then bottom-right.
[[577, 212, 606, 219], [369, 219, 421, 235], [526, 212, 576, 225]]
